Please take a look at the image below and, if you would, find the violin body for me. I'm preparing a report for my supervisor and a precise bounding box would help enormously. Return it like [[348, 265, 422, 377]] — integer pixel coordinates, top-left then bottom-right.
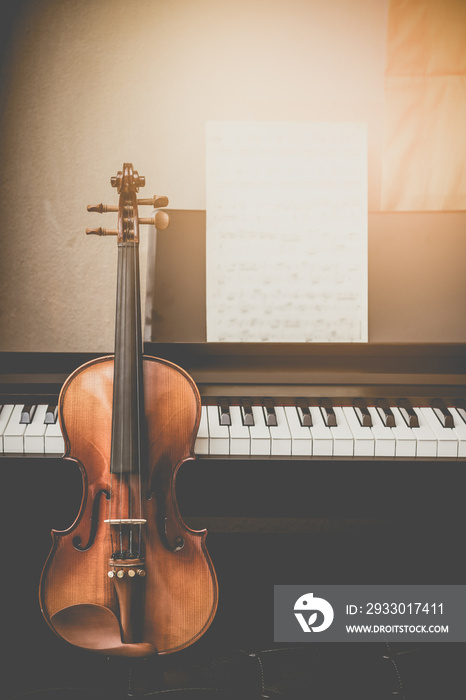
[[40, 355, 217, 656], [40, 164, 217, 656]]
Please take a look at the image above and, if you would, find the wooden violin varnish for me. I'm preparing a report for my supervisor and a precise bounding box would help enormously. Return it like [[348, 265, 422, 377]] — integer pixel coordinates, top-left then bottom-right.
[[39, 164, 218, 657]]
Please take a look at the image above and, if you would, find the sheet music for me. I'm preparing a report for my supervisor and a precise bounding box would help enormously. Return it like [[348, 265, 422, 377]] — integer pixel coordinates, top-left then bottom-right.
[[206, 121, 368, 342]]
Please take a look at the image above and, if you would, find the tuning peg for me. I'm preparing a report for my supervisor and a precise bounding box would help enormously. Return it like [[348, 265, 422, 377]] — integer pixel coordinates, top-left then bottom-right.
[[110, 172, 121, 189], [87, 203, 118, 213], [138, 211, 170, 230], [137, 195, 169, 208], [86, 227, 118, 236]]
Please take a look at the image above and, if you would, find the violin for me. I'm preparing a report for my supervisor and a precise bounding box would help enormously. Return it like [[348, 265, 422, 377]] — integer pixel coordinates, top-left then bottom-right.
[[39, 164, 218, 657]]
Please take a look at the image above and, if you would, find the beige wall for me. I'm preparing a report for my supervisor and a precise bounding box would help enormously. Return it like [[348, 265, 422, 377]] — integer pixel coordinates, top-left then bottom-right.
[[1, 0, 394, 351]]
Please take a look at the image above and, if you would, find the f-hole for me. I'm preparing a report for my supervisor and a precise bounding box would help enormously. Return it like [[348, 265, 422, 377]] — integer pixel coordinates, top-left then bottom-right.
[[73, 489, 111, 551]]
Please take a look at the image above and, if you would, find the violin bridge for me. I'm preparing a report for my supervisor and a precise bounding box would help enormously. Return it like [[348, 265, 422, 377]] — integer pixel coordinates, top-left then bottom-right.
[[104, 519, 147, 524]]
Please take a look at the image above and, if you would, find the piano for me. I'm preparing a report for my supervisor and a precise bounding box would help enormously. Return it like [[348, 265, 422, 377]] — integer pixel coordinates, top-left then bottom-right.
[[2, 343, 465, 460], [3, 198, 466, 695], [3, 349, 466, 679], [1, 343, 465, 527]]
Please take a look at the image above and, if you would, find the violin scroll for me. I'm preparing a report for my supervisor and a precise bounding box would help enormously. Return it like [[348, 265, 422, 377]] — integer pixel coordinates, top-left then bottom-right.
[[86, 164, 170, 239], [110, 165, 144, 192]]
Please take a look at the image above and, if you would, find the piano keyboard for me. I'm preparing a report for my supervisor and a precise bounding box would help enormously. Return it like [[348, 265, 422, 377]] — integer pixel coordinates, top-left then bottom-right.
[[195, 399, 466, 458], [2, 398, 465, 459], [0, 403, 65, 455]]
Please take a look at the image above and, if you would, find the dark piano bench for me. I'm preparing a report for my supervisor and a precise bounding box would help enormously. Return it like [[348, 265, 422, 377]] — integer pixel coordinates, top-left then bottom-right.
[[6, 642, 464, 699]]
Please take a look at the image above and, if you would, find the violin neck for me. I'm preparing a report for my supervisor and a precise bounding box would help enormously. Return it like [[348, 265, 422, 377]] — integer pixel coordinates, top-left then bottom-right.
[[110, 240, 145, 474]]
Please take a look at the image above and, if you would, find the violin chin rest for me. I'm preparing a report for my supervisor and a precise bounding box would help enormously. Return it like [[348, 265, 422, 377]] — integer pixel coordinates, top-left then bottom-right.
[[50, 604, 157, 657]]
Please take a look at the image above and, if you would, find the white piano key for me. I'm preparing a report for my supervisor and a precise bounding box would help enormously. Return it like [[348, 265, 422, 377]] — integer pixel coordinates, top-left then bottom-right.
[[0, 404, 15, 452], [229, 405, 250, 455], [342, 406, 375, 456], [330, 407, 354, 456], [409, 407, 437, 457], [308, 406, 333, 456], [206, 405, 230, 455], [24, 404, 48, 453], [44, 419, 65, 454], [284, 406, 312, 456], [451, 408, 466, 457], [249, 405, 271, 455], [419, 407, 458, 458], [269, 406, 292, 456], [194, 405, 209, 455], [390, 407, 417, 457], [367, 407, 396, 457], [3, 404, 27, 453]]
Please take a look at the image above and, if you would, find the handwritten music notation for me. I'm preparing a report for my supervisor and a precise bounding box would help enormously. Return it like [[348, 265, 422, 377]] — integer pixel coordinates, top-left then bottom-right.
[[206, 121, 368, 342]]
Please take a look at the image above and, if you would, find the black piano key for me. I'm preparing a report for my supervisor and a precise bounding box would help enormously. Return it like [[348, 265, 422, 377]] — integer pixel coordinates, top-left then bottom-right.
[[319, 398, 337, 427], [218, 398, 231, 426], [296, 399, 312, 427], [397, 398, 419, 428], [455, 399, 466, 424], [353, 398, 372, 427], [375, 398, 395, 427], [263, 398, 277, 427], [240, 398, 255, 426], [431, 398, 454, 428], [45, 405, 58, 424], [20, 404, 37, 424]]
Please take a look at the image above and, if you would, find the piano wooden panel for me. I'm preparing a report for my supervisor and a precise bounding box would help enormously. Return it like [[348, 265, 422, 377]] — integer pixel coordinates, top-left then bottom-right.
[[146, 210, 466, 344]]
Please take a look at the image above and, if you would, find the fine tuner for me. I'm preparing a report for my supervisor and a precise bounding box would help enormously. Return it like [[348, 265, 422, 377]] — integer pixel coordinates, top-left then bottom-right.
[[86, 169, 170, 237], [108, 569, 146, 579]]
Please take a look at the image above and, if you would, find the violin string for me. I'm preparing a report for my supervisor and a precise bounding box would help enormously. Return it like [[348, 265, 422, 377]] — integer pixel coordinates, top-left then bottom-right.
[[108, 242, 119, 559], [133, 201, 143, 559], [108, 238, 121, 556], [119, 208, 128, 555], [130, 203, 136, 558], [107, 195, 144, 560], [127, 228, 133, 556], [109, 222, 126, 558]]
